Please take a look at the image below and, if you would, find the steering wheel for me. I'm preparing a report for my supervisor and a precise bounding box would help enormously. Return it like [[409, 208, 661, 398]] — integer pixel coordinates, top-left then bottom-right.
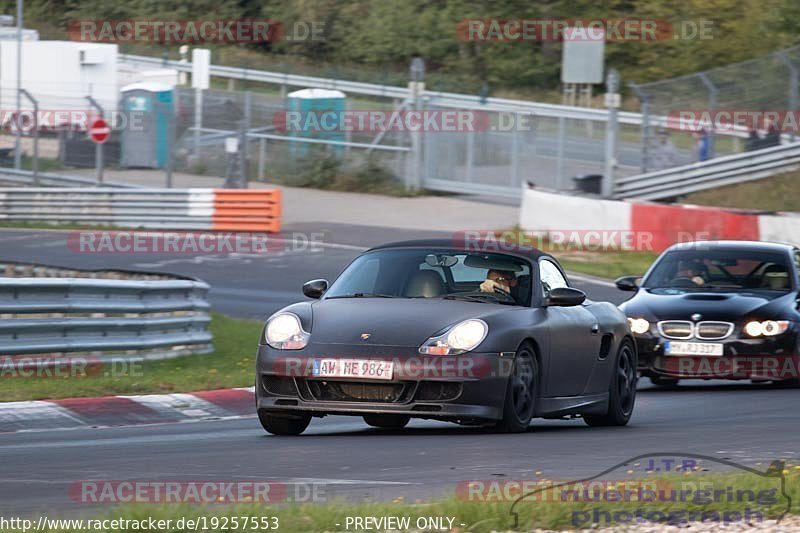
[[668, 276, 699, 287]]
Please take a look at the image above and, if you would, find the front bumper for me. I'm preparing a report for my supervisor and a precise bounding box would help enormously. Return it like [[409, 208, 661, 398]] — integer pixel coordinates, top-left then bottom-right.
[[255, 344, 513, 422], [633, 332, 799, 380]]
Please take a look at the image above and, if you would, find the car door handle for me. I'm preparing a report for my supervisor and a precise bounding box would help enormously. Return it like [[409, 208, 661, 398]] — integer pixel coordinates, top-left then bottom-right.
[[591, 324, 599, 334]]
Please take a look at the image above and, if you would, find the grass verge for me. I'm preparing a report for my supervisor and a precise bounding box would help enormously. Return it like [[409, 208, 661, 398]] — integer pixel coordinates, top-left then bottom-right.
[[0, 313, 262, 402], [559, 249, 658, 280], [682, 169, 800, 212], [6, 470, 798, 532]]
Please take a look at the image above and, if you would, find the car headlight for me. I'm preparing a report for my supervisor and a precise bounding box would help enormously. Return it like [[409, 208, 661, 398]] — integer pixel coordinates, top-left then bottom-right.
[[627, 317, 650, 335], [744, 320, 790, 337], [419, 319, 488, 355], [265, 313, 310, 350]]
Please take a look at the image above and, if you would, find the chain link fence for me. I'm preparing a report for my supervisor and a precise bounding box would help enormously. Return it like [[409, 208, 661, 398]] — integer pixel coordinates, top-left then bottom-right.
[[630, 44, 800, 173]]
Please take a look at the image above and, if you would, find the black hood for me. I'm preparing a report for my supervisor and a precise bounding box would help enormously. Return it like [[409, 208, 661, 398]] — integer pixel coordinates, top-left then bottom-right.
[[620, 288, 796, 322], [308, 298, 508, 347]]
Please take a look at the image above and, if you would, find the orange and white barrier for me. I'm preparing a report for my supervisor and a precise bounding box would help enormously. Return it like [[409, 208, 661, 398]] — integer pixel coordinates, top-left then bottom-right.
[[0, 188, 282, 232], [520, 187, 798, 252]]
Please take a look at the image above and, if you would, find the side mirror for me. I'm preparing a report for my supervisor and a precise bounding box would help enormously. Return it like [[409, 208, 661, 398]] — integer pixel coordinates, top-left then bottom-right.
[[302, 279, 328, 299], [546, 286, 586, 307], [615, 275, 641, 292]]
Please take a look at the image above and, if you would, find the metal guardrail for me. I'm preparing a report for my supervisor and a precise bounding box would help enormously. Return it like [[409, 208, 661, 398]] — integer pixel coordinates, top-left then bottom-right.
[[0, 277, 212, 359], [0, 187, 282, 231], [0, 168, 138, 188], [614, 142, 800, 200]]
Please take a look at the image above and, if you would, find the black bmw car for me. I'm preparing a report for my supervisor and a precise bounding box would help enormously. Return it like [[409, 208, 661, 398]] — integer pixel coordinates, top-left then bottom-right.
[[255, 239, 636, 435], [617, 240, 800, 386]]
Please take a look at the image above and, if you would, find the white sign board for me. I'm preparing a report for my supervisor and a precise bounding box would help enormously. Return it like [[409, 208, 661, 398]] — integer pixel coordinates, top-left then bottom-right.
[[561, 28, 605, 84], [192, 48, 211, 90]]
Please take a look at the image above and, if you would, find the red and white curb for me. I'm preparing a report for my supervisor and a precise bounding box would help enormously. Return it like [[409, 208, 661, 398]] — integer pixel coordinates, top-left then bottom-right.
[[520, 187, 800, 252], [0, 387, 255, 433]]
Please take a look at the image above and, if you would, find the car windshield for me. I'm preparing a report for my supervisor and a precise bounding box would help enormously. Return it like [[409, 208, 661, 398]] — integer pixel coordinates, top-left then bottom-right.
[[324, 248, 532, 306], [642, 249, 793, 292]]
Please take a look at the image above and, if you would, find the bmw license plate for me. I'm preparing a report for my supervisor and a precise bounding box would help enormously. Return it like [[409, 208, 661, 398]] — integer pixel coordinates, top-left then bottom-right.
[[312, 359, 394, 380], [664, 341, 723, 356]]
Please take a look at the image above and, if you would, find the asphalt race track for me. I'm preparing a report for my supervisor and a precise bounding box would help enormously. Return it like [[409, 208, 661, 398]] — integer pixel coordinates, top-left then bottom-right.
[[1, 226, 798, 517]]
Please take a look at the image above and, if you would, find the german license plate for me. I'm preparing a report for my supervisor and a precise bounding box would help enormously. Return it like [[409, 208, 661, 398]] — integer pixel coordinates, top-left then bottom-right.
[[664, 341, 723, 356], [312, 359, 394, 380]]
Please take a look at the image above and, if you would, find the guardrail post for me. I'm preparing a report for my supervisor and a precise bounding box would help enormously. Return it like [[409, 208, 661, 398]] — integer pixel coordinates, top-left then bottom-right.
[[19, 89, 38, 185], [698, 73, 718, 159], [777, 51, 798, 142], [86, 96, 105, 184]]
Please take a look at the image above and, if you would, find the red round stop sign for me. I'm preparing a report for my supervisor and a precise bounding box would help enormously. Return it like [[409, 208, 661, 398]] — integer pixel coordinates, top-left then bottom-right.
[[88, 118, 111, 144]]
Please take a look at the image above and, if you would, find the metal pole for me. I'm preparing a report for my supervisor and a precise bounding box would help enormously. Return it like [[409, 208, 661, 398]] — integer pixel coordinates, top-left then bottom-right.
[[258, 137, 266, 181], [556, 116, 565, 189], [19, 89, 36, 184], [194, 87, 202, 157], [699, 73, 717, 159], [239, 91, 251, 188], [13, 0, 23, 169], [166, 95, 174, 188], [777, 51, 798, 142], [603, 69, 620, 198], [629, 83, 650, 173], [465, 128, 474, 182], [86, 95, 104, 184], [510, 112, 519, 186]]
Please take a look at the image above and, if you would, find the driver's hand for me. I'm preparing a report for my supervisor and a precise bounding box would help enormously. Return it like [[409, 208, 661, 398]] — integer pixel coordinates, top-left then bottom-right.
[[691, 276, 705, 285], [479, 279, 497, 293]]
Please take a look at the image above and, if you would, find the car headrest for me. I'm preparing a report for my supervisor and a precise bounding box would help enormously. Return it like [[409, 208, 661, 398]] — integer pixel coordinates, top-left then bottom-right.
[[404, 270, 445, 298], [761, 266, 789, 290]]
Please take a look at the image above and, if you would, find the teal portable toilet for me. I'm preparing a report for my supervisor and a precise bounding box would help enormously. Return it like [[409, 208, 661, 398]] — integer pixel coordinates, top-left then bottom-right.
[[120, 82, 174, 168], [287, 88, 346, 158]]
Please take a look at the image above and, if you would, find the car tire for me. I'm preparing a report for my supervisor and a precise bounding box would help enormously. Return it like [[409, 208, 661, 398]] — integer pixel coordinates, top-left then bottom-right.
[[649, 376, 680, 388], [363, 414, 411, 429], [584, 339, 637, 427], [258, 410, 311, 436], [494, 345, 538, 433]]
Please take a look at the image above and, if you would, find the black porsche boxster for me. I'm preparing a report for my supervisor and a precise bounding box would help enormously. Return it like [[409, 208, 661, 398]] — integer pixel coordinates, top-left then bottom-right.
[[255, 239, 636, 435], [617, 240, 800, 386]]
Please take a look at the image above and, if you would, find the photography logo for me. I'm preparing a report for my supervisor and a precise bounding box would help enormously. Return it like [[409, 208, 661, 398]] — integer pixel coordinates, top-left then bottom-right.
[[508, 453, 791, 528]]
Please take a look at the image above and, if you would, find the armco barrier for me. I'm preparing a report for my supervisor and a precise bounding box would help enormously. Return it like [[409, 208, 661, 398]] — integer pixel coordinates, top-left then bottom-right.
[[0, 277, 212, 360], [0, 188, 281, 232], [519, 187, 800, 252]]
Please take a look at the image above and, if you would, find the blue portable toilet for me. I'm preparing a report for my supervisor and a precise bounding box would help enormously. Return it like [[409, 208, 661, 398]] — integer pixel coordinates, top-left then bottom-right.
[[120, 82, 174, 168], [286, 88, 346, 158]]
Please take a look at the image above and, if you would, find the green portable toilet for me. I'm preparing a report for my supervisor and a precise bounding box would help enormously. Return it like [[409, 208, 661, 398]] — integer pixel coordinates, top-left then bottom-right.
[[120, 82, 174, 168], [287, 88, 346, 158]]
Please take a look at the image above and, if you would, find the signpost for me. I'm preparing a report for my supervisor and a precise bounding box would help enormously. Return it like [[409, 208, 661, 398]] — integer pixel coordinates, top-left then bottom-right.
[[87, 115, 109, 183]]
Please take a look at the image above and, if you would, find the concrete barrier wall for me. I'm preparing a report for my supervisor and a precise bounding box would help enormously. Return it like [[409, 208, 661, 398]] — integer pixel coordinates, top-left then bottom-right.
[[519, 187, 799, 252]]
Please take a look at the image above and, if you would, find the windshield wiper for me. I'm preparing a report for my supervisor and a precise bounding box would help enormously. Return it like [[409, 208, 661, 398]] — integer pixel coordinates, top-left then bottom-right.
[[327, 292, 398, 299], [440, 293, 514, 304]]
